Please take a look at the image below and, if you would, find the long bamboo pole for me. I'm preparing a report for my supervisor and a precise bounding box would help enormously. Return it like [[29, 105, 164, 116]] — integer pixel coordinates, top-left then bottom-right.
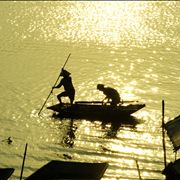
[[38, 53, 71, 116]]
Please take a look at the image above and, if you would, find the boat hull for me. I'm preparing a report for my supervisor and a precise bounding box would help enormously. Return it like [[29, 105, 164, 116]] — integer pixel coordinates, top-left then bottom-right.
[[47, 101, 145, 119], [26, 160, 108, 180], [0, 168, 14, 180]]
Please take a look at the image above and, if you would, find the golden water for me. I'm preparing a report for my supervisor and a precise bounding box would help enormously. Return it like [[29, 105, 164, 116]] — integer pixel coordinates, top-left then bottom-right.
[[0, 1, 179, 179]]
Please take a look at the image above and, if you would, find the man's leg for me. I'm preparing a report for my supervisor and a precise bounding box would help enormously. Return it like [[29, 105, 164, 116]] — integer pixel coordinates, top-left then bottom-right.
[[57, 94, 62, 104], [69, 93, 75, 105], [57, 92, 67, 104]]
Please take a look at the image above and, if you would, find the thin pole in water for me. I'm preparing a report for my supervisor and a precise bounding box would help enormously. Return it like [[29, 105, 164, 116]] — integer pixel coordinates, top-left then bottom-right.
[[162, 100, 167, 168], [135, 160, 142, 180], [38, 53, 71, 116], [20, 143, 28, 180]]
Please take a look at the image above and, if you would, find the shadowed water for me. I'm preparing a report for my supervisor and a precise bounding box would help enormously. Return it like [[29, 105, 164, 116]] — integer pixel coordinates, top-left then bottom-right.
[[0, 1, 180, 179]]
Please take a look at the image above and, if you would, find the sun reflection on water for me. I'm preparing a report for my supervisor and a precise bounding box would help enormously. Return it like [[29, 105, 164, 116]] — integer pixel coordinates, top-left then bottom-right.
[[9, 1, 178, 48], [61, 1, 176, 47]]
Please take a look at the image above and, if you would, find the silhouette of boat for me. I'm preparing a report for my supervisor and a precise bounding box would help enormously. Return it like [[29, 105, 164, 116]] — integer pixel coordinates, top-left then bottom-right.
[[0, 168, 14, 180], [47, 101, 145, 119], [26, 160, 108, 180], [162, 114, 180, 180]]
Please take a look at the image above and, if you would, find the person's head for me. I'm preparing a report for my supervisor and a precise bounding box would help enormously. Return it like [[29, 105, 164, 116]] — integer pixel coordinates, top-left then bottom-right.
[[97, 84, 105, 91], [60, 68, 71, 77]]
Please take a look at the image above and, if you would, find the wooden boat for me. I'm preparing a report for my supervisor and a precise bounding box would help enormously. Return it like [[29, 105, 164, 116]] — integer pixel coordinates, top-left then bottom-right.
[[26, 160, 108, 180], [162, 114, 180, 180], [162, 158, 180, 180], [47, 100, 145, 119], [0, 168, 14, 180]]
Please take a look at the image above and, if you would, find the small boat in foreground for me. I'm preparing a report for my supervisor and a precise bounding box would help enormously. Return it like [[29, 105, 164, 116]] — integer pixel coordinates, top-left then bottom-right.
[[47, 100, 145, 119], [162, 114, 180, 180], [0, 168, 14, 180], [26, 160, 108, 180]]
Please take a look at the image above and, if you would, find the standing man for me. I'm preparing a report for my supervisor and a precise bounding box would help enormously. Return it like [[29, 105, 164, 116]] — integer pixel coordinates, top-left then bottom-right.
[[97, 84, 120, 106], [52, 68, 75, 104]]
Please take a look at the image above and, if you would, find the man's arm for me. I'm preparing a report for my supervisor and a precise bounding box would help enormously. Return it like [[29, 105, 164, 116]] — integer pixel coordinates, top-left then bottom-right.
[[53, 79, 63, 89], [102, 97, 108, 105]]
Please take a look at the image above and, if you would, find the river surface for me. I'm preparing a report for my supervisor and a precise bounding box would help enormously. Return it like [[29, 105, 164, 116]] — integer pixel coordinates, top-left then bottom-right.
[[0, 1, 180, 180]]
